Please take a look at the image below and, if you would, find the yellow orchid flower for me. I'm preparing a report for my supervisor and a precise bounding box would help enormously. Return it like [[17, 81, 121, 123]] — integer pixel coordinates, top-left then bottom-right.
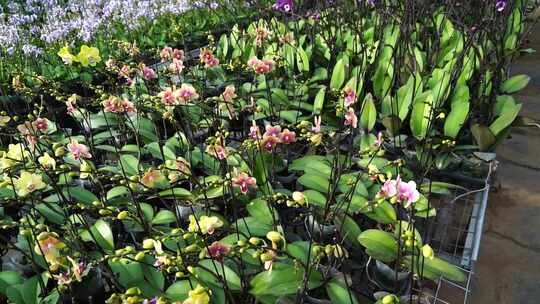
[[76, 45, 101, 67], [6, 143, 28, 161], [1, 143, 29, 169], [422, 244, 435, 260], [34, 232, 66, 266], [38, 152, 56, 170], [79, 160, 92, 179], [188, 215, 223, 235], [183, 284, 210, 304], [0, 116, 10, 127], [57, 46, 77, 65], [14, 171, 46, 197]]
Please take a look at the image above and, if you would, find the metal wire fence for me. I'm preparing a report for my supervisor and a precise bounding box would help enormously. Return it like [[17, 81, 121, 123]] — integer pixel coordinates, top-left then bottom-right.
[[415, 164, 493, 303]]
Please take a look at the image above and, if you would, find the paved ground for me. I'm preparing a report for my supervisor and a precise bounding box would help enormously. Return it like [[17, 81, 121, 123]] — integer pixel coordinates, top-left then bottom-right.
[[468, 22, 540, 304]]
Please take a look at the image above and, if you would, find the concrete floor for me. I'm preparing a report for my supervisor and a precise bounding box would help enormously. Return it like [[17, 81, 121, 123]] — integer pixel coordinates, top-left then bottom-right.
[[469, 23, 540, 304]]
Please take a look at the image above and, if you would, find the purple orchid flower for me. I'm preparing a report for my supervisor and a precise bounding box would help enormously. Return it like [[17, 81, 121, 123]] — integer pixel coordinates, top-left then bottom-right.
[[273, 0, 293, 12], [496, 0, 507, 12]]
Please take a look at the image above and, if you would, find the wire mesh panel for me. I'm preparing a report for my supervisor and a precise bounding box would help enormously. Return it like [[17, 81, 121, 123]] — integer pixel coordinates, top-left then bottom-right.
[[415, 176, 491, 304]]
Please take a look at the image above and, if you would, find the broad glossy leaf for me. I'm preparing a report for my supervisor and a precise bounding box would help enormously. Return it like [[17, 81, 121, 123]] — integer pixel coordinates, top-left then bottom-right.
[[360, 93, 376, 131], [501, 74, 530, 93], [234, 216, 273, 237], [403, 255, 467, 282], [119, 154, 139, 176], [249, 263, 323, 296], [165, 280, 192, 301], [289, 155, 329, 172], [158, 188, 192, 200], [302, 190, 327, 208], [326, 280, 359, 304], [296, 46, 310, 73], [362, 201, 397, 224], [247, 199, 276, 225], [0, 271, 22, 294], [335, 214, 362, 247], [196, 259, 242, 291], [107, 186, 130, 200], [287, 241, 312, 264], [313, 86, 326, 115], [151, 210, 177, 225], [330, 58, 346, 90], [59, 187, 98, 205], [146, 142, 176, 160], [410, 92, 433, 140], [396, 76, 415, 121], [489, 102, 522, 136], [358, 229, 398, 262], [35, 203, 65, 225], [298, 173, 330, 193], [90, 219, 115, 251], [471, 124, 495, 151], [444, 85, 470, 138]]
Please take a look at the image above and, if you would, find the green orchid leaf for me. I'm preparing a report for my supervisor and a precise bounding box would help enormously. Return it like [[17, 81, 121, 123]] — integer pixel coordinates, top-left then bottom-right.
[[302, 190, 327, 208], [234, 216, 273, 237], [145, 142, 176, 161], [158, 188, 192, 200], [90, 219, 115, 251], [360, 93, 376, 131], [151, 210, 177, 225], [313, 86, 326, 115], [403, 255, 467, 282], [335, 214, 362, 247], [298, 173, 330, 193], [61, 187, 99, 205], [35, 203, 65, 225], [358, 229, 398, 262], [500, 74, 530, 93], [119, 154, 140, 176], [249, 263, 323, 297], [0, 271, 23, 294], [489, 102, 522, 136], [471, 124, 496, 151], [166, 280, 192, 301], [330, 58, 346, 90], [410, 91, 433, 140], [247, 199, 276, 225], [107, 186, 130, 200], [326, 279, 359, 304], [196, 259, 242, 291], [444, 85, 470, 139], [296, 46, 310, 73], [362, 201, 397, 224]]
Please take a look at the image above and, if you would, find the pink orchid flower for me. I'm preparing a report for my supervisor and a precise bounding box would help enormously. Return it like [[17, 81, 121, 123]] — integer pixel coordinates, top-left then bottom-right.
[[343, 87, 357, 107], [142, 65, 157, 80], [344, 108, 358, 128], [379, 179, 398, 197], [33, 118, 48, 133], [249, 121, 260, 140], [68, 139, 92, 160], [280, 129, 296, 144], [232, 171, 257, 194], [397, 179, 420, 207], [176, 83, 199, 104], [374, 131, 383, 147], [264, 125, 282, 137], [312, 116, 321, 133], [261, 135, 280, 152], [247, 57, 275, 74], [158, 88, 176, 106], [221, 85, 237, 102]]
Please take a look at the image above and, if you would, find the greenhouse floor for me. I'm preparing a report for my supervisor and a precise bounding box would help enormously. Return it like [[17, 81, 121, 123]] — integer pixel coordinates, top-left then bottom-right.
[[469, 23, 540, 304]]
